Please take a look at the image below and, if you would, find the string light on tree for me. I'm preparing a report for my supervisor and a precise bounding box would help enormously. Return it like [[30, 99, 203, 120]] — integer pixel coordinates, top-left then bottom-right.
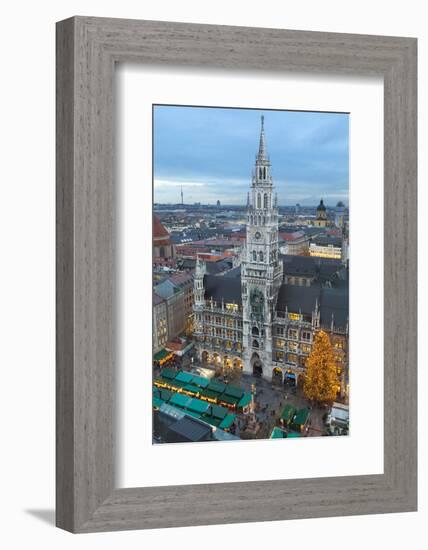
[[303, 330, 339, 404]]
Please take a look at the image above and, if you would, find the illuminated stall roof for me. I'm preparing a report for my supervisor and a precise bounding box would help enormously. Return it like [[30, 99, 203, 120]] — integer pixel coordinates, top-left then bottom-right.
[[170, 393, 191, 409], [161, 368, 177, 380], [238, 393, 252, 409], [207, 381, 226, 394], [280, 404, 296, 423], [219, 414, 236, 430], [175, 371, 193, 384], [183, 384, 203, 395], [191, 375, 210, 389], [270, 427, 287, 439], [224, 385, 244, 399], [187, 399, 210, 415]]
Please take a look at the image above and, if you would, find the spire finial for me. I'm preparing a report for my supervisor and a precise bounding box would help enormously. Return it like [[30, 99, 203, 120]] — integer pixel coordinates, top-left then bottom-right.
[[258, 114, 266, 160]]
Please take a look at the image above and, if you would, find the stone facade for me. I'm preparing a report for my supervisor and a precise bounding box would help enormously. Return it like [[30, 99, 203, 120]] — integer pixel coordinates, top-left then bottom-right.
[[155, 272, 194, 341], [153, 293, 168, 353]]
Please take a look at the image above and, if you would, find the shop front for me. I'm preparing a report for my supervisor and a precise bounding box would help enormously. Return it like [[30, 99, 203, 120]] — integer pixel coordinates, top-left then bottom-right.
[[284, 370, 297, 387]]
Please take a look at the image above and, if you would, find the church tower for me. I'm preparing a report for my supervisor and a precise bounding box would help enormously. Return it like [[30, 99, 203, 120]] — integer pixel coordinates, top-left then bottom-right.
[[241, 116, 283, 378]]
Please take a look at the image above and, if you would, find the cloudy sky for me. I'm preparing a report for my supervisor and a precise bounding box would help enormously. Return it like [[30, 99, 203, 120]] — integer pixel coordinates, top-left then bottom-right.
[[153, 105, 349, 207]]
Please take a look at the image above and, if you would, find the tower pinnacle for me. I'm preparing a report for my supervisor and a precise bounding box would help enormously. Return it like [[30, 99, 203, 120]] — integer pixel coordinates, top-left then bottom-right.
[[258, 115, 267, 161]]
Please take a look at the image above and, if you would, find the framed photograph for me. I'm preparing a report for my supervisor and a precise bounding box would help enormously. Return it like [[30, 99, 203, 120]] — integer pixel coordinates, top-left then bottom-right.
[[56, 17, 417, 532], [150, 105, 350, 445]]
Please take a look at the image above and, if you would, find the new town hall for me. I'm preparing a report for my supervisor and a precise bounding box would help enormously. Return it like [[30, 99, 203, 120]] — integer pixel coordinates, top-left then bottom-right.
[[193, 117, 349, 394]]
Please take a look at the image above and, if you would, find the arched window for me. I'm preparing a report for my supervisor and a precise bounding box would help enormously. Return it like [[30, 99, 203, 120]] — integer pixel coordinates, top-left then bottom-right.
[[264, 193, 268, 209], [264, 166, 267, 179], [252, 339, 259, 349], [252, 326, 259, 336], [159, 246, 165, 258], [259, 251, 264, 262], [257, 193, 261, 209], [253, 250, 257, 262], [259, 167, 263, 179]]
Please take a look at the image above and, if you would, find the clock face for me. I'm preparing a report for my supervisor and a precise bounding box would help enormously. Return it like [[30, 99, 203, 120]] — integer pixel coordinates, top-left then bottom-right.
[[254, 231, 261, 240]]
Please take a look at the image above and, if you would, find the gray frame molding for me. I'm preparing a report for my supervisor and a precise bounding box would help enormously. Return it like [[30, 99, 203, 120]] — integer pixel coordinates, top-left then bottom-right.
[[56, 16, 417, 533]]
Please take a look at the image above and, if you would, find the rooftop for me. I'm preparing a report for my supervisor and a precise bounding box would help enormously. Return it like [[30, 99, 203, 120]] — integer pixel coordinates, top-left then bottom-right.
[[153, 215, 171, 239], [204, 273, 242, 305]]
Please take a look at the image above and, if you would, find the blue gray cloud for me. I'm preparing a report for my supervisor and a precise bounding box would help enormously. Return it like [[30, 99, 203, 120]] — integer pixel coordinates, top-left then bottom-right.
[[153, 105, 349, 206]]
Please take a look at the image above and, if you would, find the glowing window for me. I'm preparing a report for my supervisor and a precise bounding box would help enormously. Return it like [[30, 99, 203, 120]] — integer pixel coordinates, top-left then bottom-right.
[[288, 313, 301, 321]]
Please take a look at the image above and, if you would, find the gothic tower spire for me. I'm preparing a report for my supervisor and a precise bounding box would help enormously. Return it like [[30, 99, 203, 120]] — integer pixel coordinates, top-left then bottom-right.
[[241, 115, 283, 378], [258, 115, 266, 161], [253, 115, 271, 187]]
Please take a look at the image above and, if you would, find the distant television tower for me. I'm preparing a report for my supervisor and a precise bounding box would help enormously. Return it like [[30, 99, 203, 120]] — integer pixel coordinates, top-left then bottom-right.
[[181, 185, 184, 205]]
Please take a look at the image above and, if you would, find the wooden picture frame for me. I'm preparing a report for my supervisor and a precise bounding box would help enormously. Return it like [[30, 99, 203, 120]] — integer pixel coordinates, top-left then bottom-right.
[[56, 16, 417, 533]]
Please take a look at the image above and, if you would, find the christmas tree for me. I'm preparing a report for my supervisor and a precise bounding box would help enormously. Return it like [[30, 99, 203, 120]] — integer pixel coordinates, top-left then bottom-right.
[[303, 330, 339, 404]]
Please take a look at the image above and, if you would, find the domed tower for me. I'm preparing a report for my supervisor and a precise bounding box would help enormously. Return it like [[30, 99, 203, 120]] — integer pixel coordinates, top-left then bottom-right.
[[314, 199, 328, 227], [241, 116, 283, 379]]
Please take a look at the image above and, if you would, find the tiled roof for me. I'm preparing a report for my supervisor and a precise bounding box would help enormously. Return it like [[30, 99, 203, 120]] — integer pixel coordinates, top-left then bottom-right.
[[279, 231, 306, 241], [153, 215, 171, 239]]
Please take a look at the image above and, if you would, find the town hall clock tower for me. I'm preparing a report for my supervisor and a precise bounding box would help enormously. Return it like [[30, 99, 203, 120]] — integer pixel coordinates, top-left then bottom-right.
[[241, 116, 283, 378]]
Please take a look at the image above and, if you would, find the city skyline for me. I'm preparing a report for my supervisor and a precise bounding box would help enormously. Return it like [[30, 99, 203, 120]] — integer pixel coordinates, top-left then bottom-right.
[[153, 105, 349, 206]]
